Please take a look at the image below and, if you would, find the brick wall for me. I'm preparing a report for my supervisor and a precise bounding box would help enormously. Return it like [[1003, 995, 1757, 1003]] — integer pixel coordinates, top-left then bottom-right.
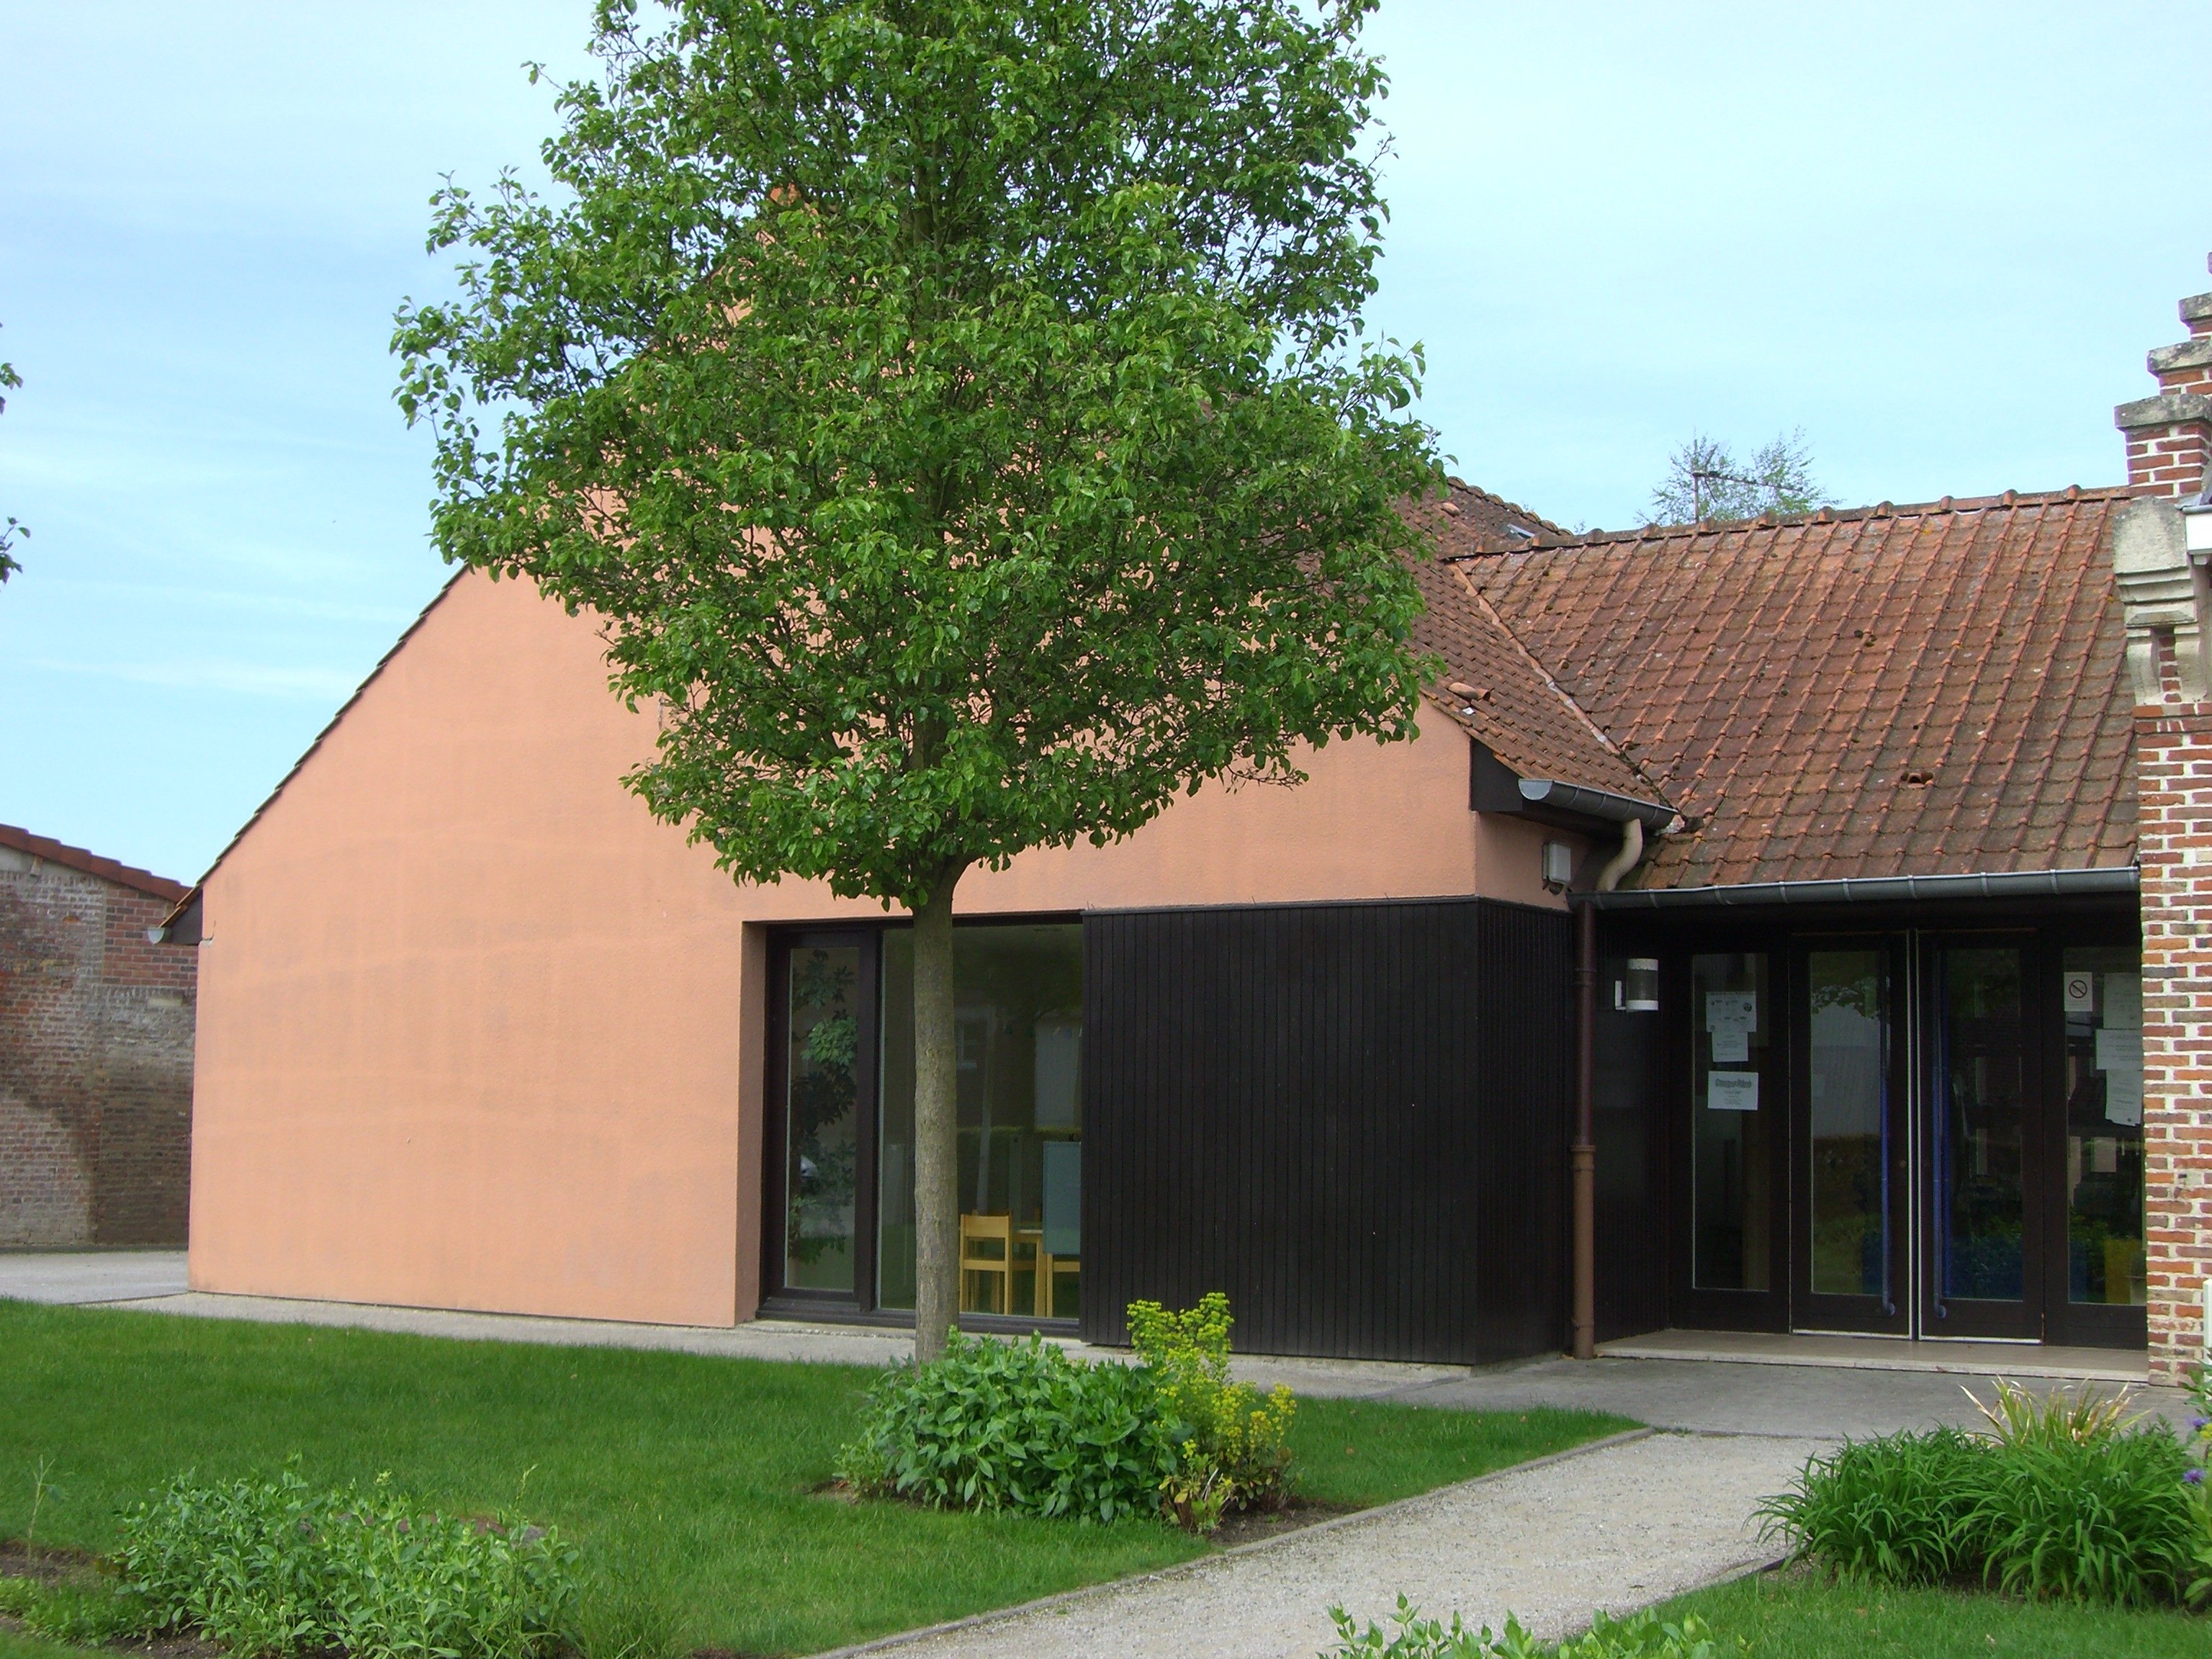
[[2118, 264, 2212, 1380], [2117, 265, 2212, 502], [0, 850, 196, 1246], [2134, 685, 2212, 1382]]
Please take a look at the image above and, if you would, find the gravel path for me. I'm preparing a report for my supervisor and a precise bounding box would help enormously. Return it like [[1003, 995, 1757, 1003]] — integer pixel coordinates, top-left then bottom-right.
[[824, 1430, 1819, 1659]]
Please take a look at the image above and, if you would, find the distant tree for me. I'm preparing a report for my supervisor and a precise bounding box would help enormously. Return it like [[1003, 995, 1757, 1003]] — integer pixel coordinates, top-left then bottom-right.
[[394, 0, 1441, 1360], [1, 326, 22, 582], [1646, 428, 1829, 527]]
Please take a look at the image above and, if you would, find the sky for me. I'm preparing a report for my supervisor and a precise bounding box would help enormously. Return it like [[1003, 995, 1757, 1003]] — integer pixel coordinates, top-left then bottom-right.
[[1, 2, 2208, 884]]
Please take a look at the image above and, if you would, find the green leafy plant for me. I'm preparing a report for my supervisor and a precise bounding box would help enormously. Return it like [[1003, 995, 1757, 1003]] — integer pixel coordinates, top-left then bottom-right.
[[1758, 1429, 1984, 1586], [1321, 1596, 1742, 1658], [114, 1466, 577, 1659], [1961, 1430, 2194, 1605], [1127, 1292, 1296, 1531], [1761, 1398, 2198, 1607], [839, 1335, 1173, 1524], [0, 1576, 154, 1646]]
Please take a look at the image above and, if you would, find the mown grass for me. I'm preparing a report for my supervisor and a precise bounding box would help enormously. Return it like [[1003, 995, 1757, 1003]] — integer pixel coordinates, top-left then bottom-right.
[[1655, 1568, 2212, 1657], [0, 1300, 1630, 1656], [0, 1631, 82, 1659]]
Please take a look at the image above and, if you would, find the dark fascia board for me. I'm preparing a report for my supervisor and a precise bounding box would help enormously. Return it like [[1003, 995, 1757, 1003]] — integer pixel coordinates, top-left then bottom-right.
[[1469, 740, 1676, 835], [150, 889, 203, 945], [1591, 866, 2139, 910]]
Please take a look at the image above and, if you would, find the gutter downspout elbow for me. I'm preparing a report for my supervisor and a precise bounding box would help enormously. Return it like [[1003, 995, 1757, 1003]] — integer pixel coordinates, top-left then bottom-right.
[[1594, 816, 1644, 894], [1573, 817, 1642, 1362]]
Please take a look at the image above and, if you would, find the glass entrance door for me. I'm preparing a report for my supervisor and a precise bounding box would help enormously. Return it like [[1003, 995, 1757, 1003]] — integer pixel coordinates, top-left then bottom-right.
[[1673, 926, 2143, 1348], [1792, 945, 1908, 1334], [1924, 940, 2042, 1340]]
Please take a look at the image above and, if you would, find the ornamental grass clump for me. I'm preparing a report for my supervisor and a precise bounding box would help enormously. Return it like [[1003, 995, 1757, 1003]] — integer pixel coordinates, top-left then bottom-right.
[[838, 1334, 1174, 1524], [114, 1467, 577, 1659], [1760, 1380, 2198, 1607]]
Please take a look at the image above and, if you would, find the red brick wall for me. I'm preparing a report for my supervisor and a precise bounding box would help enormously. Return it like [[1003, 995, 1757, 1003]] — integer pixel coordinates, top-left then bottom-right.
[[2136, 659, 2212, 1382], [2126, 422, 2212, 500], [0, 853, 196, 1246]]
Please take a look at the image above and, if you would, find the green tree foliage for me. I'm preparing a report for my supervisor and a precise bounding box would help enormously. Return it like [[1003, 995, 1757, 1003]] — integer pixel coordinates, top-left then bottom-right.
[[1, 325, 24, 581], [1646, 428, 1829, 527], [392, 0, 1443, 1355]]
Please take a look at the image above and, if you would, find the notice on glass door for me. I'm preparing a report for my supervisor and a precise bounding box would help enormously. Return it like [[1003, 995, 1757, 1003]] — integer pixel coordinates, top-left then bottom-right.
[[2096, 1027, 2144, 1126], [1705, 992, 1755, 1066], [1707, 1071, 1760, 1112]]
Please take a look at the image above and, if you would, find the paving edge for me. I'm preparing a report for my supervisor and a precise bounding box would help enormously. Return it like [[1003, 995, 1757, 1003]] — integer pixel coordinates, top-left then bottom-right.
[[1596, 1344, 2146, 1383], [807, 1426, 1658, 1659]]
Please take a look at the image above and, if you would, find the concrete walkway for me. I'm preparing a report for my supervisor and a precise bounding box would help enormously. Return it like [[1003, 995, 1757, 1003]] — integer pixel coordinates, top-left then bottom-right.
[[0, 1249, 189, 1303], [828, 1431, 1817, 1659], [9, 1253, 2194, 1658]]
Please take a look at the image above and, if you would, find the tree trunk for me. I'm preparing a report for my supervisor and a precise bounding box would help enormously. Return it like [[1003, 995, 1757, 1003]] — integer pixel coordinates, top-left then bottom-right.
[[910, 863, 966, 1364]]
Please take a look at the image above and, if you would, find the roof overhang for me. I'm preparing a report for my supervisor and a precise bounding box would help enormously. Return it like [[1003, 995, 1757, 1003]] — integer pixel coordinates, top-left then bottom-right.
[[1589, 865, 2138, 910], [148, 887, 203, 945], [1469, 740, 1676, 835]]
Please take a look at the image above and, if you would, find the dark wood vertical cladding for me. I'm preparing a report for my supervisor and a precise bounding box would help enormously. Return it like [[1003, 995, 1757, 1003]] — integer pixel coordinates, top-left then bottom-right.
[[1592, 976, 1666, 1342], [1082, 898, 1571, 1364]]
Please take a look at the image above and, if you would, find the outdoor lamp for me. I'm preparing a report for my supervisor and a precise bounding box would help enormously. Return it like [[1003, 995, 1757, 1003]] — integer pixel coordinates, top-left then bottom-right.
[[1619, 958, 1660, 1012]]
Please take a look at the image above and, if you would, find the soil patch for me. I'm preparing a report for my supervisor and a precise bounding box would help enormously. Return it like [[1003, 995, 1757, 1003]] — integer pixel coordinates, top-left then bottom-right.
[[0, 1541, 105, 1587], [1207, 1497, 1357, 1549], [0, 1545, 222, 1659]]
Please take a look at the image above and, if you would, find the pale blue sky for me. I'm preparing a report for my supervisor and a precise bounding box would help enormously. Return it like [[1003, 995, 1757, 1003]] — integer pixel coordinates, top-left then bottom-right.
[[2, 2, 2207, 882]]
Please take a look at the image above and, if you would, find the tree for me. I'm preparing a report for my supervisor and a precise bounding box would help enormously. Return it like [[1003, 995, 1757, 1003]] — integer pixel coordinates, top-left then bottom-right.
[[394, 0, 1442, 1359], [1646, 428, 1829, 527], [1, 325, 23, 582]]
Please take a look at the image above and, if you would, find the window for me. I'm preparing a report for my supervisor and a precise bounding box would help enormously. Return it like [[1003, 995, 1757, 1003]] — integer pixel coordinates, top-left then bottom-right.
[[876, 924, 1084, 1318]]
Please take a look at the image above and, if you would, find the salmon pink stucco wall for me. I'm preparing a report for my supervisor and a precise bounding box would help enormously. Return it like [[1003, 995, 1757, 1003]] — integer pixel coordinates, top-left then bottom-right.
[[189, 570, 1560, 1326]]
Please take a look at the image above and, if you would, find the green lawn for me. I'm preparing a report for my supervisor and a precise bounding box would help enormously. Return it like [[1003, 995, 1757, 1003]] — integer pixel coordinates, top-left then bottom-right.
[[0, 1300, 1630, 1656], [1655, 1569, 2212, 1657]]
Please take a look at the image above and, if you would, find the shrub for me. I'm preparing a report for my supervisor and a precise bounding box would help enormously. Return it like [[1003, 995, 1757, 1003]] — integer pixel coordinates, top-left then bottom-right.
[[114, 1467, 577, 1659], [1964, 1430, 2194, 1604], [1128, 1292, 1296, 1530], [1321, 1596, 1742, 1658], [1757, 1428, 1984, 1586], [838, 1334, 1173, 1524], [1761, 1386, 2198, 1607]]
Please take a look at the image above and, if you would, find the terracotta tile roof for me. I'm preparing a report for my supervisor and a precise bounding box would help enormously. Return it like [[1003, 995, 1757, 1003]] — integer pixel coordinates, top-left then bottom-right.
[[0, 822, 189, 902], [1404, 481, 1670, 809], [1452, 487, 2138, 888]]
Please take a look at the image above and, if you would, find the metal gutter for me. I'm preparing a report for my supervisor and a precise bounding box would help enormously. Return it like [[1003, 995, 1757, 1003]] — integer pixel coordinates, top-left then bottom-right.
[[1516, 777, 1676, 831], [1591, 866, 2138, 910]]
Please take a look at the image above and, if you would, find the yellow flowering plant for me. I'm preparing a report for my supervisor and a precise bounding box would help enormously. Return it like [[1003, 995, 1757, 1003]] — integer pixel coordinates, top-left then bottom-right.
[[1126, 1292, 1296, 1531]]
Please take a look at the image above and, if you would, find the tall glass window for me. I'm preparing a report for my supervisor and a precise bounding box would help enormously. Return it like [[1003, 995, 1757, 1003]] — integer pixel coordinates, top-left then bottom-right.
[[2062, 945, 2146, 1305], [878, 924, 1084, 1318], [1807, 950, 1889, 1299], [781, 945, 863, 1292], [1935, 947, 2028, 1303], [1692, 953, 1771, 1292]]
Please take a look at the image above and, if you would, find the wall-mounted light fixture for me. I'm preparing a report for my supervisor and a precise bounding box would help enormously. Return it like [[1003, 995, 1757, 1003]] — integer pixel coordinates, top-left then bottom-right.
[[1617, 957, 1660, 1012], [1541, 840, 1574, 892]]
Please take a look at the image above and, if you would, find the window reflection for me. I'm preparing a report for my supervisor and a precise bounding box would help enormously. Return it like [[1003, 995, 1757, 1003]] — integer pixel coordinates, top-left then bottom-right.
[[783, 946, 861, 1291], [878, 925, 1084, 1318], [2063, 945, 2146, 1306]]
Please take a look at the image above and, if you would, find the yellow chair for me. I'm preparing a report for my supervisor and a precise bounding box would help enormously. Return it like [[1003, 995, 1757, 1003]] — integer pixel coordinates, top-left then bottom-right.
[[1036, 1252, 1079, 1320], [959, 1213, 1013, 1314]]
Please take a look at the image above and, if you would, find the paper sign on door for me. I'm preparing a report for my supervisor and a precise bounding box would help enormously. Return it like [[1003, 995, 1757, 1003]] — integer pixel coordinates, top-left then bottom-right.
[[1705, 992, 1755, 1064], [2063, 971, 2095, 1015], [1707, 1071, 1760, 1112]]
